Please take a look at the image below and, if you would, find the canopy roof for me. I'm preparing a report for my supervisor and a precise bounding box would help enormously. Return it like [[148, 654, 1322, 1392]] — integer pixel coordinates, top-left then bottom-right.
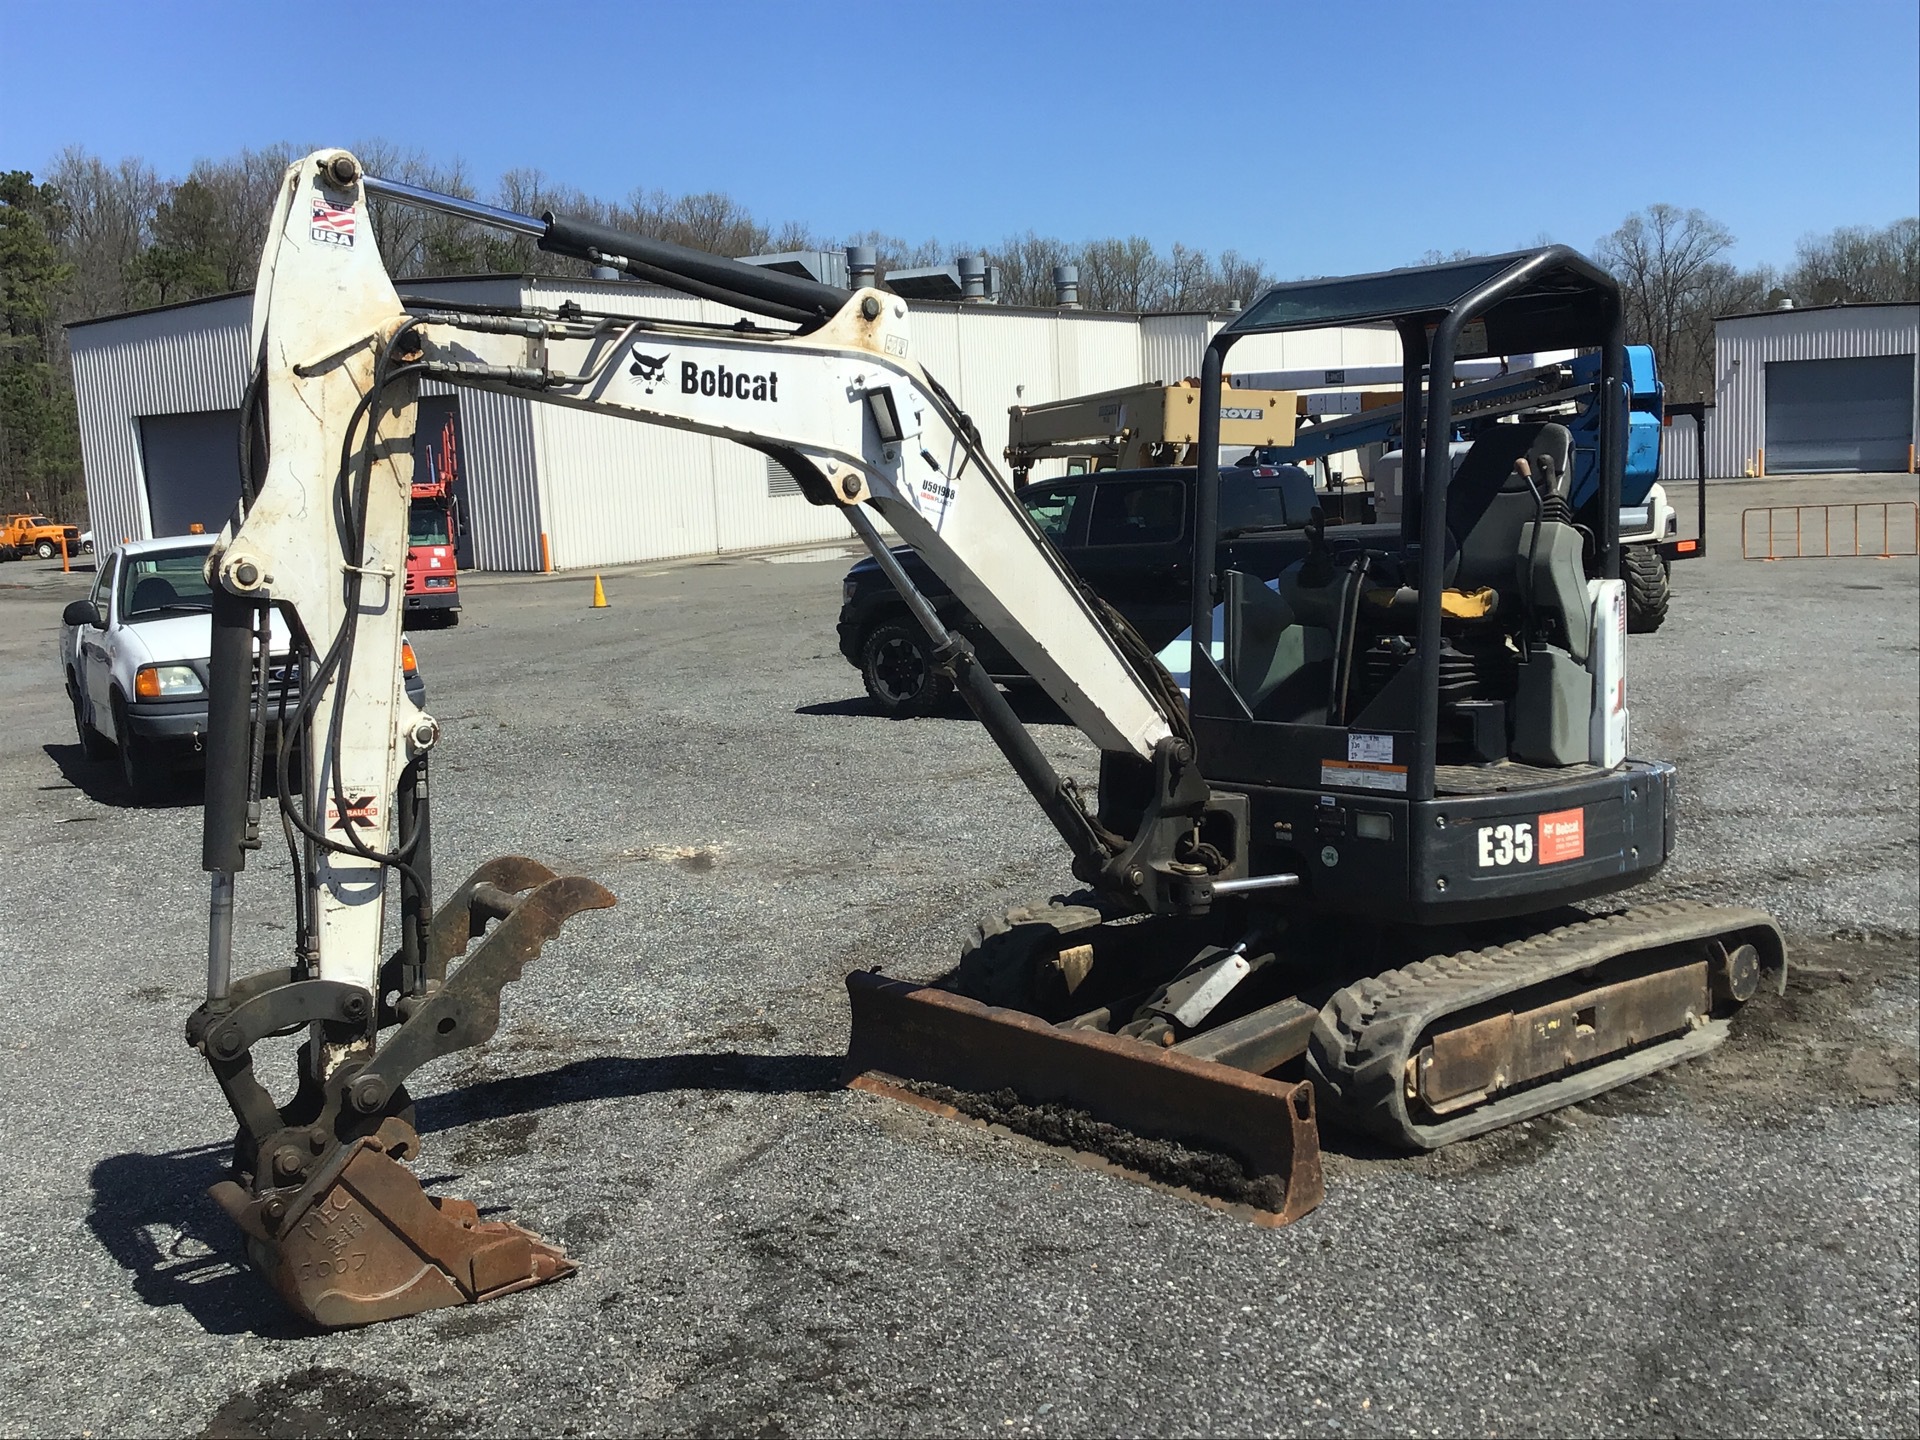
[[1224, 247, 1619, 357]]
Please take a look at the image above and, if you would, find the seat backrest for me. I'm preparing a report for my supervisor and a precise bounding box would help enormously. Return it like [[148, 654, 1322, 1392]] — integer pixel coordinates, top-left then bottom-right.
[[130, 576, 179, 613], [1450, 422, 1573, 592]]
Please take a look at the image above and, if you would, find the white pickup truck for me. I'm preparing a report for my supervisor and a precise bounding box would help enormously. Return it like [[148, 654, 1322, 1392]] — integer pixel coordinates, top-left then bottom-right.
[[60, 535, 424, 798]]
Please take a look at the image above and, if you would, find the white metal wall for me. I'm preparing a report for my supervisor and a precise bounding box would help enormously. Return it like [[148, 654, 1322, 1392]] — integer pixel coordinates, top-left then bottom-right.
[[527, 279, 857, 567], [1711, 304, 1919, 476], [1659, 414, 1700, 481], [67, 294, 252, 547]]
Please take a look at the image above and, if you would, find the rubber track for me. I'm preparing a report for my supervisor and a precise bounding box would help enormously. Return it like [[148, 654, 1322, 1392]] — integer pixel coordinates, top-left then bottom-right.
[[1307, 900, 1785, 1150]]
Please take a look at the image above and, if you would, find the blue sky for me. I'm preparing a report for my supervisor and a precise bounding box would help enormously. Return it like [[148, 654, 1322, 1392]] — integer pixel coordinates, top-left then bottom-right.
[[3, 0, 1915, 277]]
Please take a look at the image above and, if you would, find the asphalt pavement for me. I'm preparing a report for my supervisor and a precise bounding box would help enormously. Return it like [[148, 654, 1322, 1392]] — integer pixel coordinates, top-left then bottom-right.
[[0, 473, 1913, 1438]]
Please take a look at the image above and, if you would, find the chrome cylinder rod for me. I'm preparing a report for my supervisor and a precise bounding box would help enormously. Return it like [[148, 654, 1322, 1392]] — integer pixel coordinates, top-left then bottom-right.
[[362, 175, 546, 238]]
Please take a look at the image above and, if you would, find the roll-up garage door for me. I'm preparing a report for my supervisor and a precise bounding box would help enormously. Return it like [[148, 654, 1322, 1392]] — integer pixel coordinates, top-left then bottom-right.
[[138, 409, 243, 535], [1764, 355, 1915, 473]]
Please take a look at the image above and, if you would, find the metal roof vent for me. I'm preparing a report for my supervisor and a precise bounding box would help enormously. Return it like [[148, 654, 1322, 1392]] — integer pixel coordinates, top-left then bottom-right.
[[740, 250, 851, 289], [958, 255, 988, 302], [1053, 264, 1080, 308]]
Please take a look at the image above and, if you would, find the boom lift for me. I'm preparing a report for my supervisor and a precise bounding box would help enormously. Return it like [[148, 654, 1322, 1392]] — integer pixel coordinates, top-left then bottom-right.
[[188, 151, 1784, 1328], [1004, 380, 1297, 484]]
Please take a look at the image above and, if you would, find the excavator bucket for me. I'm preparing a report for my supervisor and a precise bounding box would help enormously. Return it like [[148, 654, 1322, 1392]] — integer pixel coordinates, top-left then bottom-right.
[[213, 1120, 575, 1328], [200, 859, 613, 1328], [842, 972, 1323, 1224]]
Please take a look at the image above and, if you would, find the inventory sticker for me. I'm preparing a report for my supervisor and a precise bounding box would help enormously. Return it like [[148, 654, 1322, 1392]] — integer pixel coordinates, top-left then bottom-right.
[[1321, 759, 1407, 793], [1348, 732, 1393, 764], [917, 472, 957, 530], [1538, 807, 1585, 864]]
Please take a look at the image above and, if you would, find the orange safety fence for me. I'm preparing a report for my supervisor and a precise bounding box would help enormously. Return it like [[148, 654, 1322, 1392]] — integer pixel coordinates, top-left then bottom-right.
[[1741, 502, 1919, 560]]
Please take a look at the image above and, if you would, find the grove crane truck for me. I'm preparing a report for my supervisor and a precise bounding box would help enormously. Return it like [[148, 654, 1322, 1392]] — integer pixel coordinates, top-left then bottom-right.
[[183, 151, 1783, 1327]]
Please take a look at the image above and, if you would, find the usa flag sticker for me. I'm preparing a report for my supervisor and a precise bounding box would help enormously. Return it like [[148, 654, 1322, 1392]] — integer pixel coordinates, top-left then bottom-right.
[[310, 199, 356, 248]]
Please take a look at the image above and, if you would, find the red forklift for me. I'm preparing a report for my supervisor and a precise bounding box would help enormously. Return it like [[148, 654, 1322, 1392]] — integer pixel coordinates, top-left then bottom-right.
[[406, 411, 462, 625]]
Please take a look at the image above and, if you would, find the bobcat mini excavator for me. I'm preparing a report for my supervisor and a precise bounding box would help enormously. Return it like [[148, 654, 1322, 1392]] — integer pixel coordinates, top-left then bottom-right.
[[185, 150, 1784, 1327]]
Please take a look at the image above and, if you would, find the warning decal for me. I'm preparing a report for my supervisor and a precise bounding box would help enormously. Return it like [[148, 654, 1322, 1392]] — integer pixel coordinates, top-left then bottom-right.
[[1321, 759, 1407, 793], [1538, 808, 1585, 864]]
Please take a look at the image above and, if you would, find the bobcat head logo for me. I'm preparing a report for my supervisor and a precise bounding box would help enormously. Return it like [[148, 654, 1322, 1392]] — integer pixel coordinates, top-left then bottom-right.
[[630, 352, 670, 393]]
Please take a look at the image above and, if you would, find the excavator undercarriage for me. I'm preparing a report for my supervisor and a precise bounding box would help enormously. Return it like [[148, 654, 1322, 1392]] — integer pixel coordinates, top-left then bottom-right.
[[184, 150, 1785, 1327]]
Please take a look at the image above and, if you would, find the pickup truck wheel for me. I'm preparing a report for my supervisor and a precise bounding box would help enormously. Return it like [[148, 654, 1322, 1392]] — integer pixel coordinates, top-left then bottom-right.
[[111, 694, 165, 800], [860, 619, 950, 717], [34, 539, 56, 560], [1624, 544, 1670, 633], [70, 679, 109, 761]]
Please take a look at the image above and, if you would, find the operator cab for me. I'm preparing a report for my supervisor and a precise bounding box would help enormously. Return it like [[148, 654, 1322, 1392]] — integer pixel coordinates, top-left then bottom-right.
[[1113, 248, 1666, 925]]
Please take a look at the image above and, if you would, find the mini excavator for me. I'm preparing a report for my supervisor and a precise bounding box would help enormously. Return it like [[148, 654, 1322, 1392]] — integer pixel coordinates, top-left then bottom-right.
[[185, 150, 1784, 1326]]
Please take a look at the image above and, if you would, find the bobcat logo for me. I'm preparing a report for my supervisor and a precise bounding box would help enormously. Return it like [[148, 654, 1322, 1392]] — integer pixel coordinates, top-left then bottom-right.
[[629, 351, 670, 393]]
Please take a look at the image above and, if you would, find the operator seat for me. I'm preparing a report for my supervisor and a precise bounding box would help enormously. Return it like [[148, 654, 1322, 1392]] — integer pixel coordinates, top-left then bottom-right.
[[1358, 421, 1578, 636], [130, 576, 179, 613], [1449, 423, 1572, 594]]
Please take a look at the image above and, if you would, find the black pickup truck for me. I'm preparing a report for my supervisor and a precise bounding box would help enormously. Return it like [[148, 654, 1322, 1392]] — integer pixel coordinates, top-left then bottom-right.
[[838, 463, 1380, 715]]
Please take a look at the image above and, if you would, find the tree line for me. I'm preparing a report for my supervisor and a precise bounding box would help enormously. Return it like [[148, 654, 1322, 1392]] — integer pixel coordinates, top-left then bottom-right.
[[3, 139, 1915, 520], [1595, 204, 1918, 400]]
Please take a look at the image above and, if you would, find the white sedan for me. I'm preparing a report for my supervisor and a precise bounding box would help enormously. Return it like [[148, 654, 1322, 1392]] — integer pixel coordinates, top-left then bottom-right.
[[61, 536, 424, 798]]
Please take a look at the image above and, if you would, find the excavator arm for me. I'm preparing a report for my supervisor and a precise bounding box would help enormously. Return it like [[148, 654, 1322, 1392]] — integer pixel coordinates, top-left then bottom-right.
[[187, 150, 1301, 1328]]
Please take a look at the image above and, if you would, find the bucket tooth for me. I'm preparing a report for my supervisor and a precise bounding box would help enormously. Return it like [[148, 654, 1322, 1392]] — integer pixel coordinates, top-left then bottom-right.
[[843, 970, 1322, 1224], [214, 1120, 575, 1328]]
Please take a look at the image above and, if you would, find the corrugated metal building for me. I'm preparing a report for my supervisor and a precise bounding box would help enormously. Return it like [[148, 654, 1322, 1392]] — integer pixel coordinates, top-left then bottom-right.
[[67, 276, 1400, 569], [1709, 302, 1918, 477], [1657, 413, 1700, 481]]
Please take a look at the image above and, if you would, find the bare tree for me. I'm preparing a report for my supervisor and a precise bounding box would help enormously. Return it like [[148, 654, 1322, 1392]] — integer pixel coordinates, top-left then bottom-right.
[[1596, 204, 1740, 401], [46, 148, 165, 318], [1787, 218, 1920, 305], [1078, 235, 1163, 311], [981, 231, 1074, 306], [1208, 250, 1273, 312], [1673, 260, 1772, 401]]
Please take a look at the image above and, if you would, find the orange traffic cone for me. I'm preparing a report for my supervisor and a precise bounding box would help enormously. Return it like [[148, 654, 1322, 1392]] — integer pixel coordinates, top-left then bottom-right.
[[591, 574, 608, 608]]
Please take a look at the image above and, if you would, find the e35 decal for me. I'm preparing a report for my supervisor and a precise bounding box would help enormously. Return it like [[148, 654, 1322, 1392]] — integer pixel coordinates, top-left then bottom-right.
[[1476, 808, 1586, 868], [1477, 822, 1533, 867]]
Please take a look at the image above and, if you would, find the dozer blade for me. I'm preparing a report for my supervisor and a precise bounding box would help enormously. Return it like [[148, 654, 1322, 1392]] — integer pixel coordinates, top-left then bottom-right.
[[843, 971, 1322, 1224], [213, 1120, 574, 1328]]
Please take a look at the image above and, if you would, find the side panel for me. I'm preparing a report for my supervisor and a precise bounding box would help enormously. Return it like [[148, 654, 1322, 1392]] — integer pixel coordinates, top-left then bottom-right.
[[1231, 762, 1671, 924]]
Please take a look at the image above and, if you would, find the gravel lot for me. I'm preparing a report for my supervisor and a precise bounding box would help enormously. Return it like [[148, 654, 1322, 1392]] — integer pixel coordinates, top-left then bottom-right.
[[0, 474, 1914, 1438]]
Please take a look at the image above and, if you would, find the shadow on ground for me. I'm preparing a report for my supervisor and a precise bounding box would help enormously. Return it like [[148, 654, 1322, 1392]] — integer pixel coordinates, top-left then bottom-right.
[[87, 1144, 311, 1338], [90, 1053, 838, 1336], [795, 686, 1070, 726], [43, 740, 200, 809], [415, 1050, 842, 1133]]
